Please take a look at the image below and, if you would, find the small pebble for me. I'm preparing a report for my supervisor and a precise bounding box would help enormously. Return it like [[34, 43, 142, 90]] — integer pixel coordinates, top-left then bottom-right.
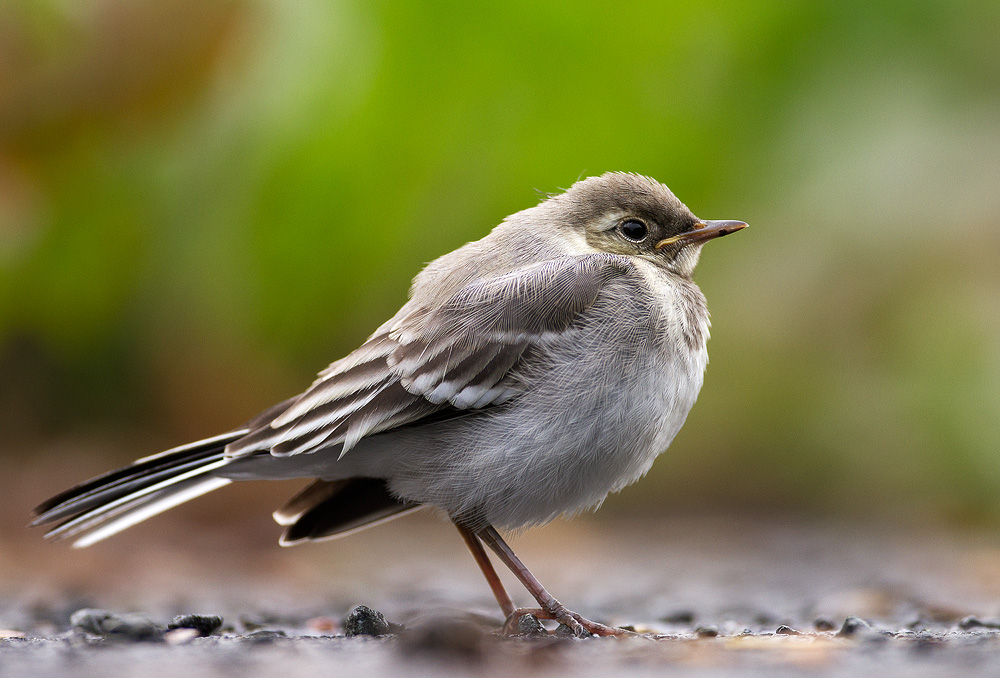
[[837, 616, 871, 637], [167, 614, 223, 637], [237, 629, 288, 645], [958, 616, 1000, 630], [70, 609, 163, 642], [344, 606, 392, 637], [249, 629, 287, 638], [554, 623, 579, 637], [814, 618, 836, 632], [660, 610, 695, 625], [695, 626, 719, 638], [517, 614, 546, 636], [836, 616, 886, 641], [775, 625, 801, 635], [238, 629, 287, 644]]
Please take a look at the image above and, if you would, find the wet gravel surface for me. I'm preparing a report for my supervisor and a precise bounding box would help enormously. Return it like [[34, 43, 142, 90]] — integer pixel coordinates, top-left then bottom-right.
[[8, 606, 1000, 678], [6, 514, 1000, 676]]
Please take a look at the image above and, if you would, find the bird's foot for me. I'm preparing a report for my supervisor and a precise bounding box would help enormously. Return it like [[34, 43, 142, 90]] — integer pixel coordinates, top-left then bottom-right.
[[503, 606, 634, 637]]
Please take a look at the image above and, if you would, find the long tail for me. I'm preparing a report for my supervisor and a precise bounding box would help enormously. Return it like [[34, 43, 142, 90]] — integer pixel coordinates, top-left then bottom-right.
[[31, 431, 247, 548], [33, 430, 423, 549]]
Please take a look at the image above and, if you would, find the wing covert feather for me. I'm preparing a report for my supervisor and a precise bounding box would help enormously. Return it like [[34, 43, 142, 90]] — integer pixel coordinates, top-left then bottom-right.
[[224, 254, 632, 459]]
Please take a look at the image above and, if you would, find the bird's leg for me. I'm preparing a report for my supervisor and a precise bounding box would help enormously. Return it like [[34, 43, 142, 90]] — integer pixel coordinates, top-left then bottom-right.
[[455, 522, 515, 617], [475, 525, 631, 637]]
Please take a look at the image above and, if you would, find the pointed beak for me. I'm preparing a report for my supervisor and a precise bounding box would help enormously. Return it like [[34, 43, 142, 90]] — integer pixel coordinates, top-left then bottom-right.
[[655, 220, 748, 249]]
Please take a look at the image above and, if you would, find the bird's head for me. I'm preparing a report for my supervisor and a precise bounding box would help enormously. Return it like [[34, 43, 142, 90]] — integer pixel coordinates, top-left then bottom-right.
[[548, 172, 747, 278]]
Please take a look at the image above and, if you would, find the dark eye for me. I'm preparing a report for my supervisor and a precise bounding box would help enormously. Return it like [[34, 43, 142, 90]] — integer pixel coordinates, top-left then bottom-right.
[[619, 219, 648, 242]]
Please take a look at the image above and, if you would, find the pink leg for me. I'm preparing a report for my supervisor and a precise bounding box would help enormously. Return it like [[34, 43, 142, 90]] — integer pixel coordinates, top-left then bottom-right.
[[475, 525, 632, 637], [455, 522, 515, 617]]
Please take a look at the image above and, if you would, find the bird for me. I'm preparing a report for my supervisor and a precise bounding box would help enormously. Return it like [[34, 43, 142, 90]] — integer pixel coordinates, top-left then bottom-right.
[[32, 172, 747, 637]]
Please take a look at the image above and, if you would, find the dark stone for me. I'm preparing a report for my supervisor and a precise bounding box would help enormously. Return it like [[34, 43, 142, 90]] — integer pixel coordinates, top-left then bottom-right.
[[837, 616, 871, 637], [836, 616, 886, 641], [695, 626, 719, 638], [660, 610, 695, 625], [167, 614, 223, 637], [69, 609, 162, 642], [775, 625, 801, 635], [344, 606, 392, 637], [814, 618, 836, 632], [958, 616, 1000, 630], [517, 614, 546, 636]]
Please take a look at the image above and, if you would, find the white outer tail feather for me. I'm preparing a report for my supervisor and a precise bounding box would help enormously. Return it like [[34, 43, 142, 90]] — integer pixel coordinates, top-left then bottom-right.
[[70, 461, 233, 548]]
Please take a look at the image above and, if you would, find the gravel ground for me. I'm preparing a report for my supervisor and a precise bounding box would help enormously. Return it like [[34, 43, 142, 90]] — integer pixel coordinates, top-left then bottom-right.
[[5, 512, 1000, 677]]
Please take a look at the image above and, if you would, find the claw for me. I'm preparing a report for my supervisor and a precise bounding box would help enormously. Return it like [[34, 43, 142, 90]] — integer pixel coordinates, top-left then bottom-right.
[[502, 606, 633, 637], [458, 523, 637, 639]]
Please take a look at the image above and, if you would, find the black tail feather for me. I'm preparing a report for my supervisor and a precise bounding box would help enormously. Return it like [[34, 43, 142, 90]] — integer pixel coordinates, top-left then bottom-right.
[[33, 423, 419, 548], [279, 478, 421, 545], [31, 431, 246, 546]]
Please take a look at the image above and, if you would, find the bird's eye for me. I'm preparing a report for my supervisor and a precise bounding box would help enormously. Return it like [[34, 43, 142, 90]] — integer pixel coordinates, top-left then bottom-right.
[[619, 219, 648, 242]]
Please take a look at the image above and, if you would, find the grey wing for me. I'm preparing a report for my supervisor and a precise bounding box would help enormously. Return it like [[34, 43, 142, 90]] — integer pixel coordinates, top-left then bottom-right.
[[224, 254, 632, 459]]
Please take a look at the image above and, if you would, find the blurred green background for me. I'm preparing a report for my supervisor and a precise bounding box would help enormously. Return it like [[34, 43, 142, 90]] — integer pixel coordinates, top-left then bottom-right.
[[1, 0, 998, 529]]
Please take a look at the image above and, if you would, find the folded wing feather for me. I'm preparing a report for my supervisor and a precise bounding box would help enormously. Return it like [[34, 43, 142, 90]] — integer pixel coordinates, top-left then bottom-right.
[[224, 254, 632, 460]]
